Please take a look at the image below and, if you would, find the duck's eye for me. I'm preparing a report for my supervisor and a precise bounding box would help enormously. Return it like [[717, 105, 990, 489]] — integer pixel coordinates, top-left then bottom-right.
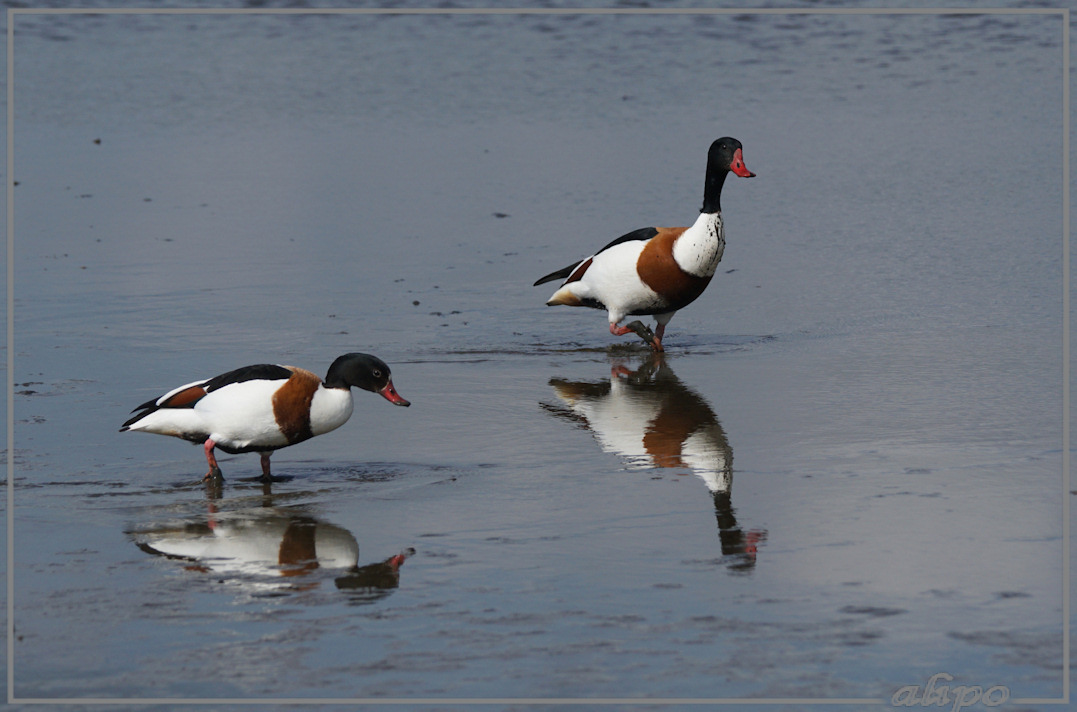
[[372, 369, 382, 378]]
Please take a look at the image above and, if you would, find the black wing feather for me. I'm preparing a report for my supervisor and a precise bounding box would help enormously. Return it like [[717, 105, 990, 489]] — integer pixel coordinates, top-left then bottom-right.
[[533, 227, 658, 286], [201, 363, 293, 393], [121, 363, 294, 431], [593, 226, 659, 256], [533, 264, 577, 286]]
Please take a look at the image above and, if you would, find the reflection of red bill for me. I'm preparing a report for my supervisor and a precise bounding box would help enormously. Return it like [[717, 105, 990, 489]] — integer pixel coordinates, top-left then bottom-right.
[[387, 552, 410, 570], [745, 530, 765, 555], [730, 147, 756, 178], [379, 381, 411, 407]]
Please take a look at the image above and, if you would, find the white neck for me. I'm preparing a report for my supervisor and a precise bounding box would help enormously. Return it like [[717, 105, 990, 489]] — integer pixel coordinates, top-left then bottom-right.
[[672, 212, 725, 278], [309, 387, 355, 436]]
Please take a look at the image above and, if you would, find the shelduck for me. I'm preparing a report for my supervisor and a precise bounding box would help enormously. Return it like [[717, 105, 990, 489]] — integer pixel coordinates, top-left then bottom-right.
[[121, 353, 410, 481], [534, 137, 755, 351]]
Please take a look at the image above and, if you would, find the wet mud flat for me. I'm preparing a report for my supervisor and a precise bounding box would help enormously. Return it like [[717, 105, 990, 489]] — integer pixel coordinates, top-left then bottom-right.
[[10, 335, 1065, 702], [5, 4, 1069, 708]]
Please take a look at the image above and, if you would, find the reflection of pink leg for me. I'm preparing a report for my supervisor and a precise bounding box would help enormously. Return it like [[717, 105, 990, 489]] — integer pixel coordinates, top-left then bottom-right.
[[260, 452, 272, 480], [203, 439, 223, 480]]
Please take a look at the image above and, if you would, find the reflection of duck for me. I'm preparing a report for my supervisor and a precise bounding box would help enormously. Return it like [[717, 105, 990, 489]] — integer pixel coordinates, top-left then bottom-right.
[[130, 496, 413, 599], [543, 354, 765, 572]]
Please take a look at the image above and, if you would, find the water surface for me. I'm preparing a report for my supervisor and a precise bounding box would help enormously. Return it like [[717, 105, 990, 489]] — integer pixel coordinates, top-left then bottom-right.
[[5, 3, 1069, 709]]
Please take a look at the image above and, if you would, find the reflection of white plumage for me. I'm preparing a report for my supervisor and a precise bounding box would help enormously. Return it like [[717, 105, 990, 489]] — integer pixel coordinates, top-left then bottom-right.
[[544, 356, 764, 572], [547, 358, 732, 494], [134, 509, 360, 577], [133, 507, 414, 599]]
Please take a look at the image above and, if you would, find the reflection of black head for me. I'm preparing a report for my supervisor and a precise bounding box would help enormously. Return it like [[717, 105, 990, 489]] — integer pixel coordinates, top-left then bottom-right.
[[712, 490, 766, 573], [335, 548, 416, 603]]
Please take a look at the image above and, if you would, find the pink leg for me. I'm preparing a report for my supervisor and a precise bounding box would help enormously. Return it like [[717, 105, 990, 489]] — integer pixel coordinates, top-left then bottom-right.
[[260, 452, 273, 480], [203, 439, 223, 481]]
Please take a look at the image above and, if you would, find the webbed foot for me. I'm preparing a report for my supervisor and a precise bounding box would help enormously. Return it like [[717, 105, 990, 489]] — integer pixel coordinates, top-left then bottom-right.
[[623, 320, 663, 352]]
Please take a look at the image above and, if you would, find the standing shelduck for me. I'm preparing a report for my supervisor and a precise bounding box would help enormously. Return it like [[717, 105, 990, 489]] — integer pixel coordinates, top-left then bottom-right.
[[534, 137, 755, 351], [121, 353, 410, 481]]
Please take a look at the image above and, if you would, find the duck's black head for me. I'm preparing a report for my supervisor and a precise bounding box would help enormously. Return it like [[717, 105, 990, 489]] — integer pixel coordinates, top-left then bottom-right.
[[709, 137, 754, 178], [702, 137, 755, 213], [325, 353, 410, 406]]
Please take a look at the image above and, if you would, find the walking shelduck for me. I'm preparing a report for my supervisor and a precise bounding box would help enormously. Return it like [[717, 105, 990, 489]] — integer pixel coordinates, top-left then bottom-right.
[[534, 137, 755, 351], [121, 353, 410, 481]]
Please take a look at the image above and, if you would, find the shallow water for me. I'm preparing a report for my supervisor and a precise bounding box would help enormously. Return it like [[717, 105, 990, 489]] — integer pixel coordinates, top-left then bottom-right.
[[4, 3, 1070, 709]]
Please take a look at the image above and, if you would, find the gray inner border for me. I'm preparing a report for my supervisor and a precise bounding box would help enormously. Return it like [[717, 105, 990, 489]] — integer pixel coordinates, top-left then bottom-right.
[[4, 5, 1068, 706]]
